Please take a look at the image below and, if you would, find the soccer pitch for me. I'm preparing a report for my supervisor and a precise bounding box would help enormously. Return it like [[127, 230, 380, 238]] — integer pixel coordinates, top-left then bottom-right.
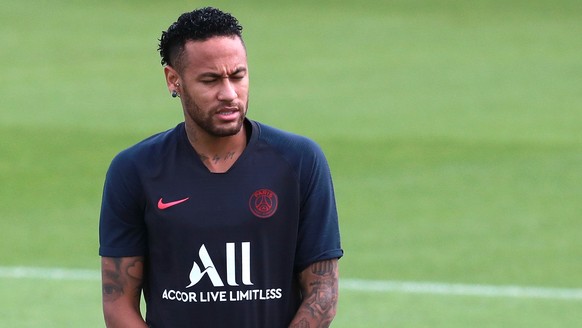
[[1, 0, 582, 326]]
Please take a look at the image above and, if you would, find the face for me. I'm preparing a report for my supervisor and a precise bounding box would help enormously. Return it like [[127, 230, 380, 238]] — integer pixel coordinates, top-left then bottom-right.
[[166, 36, 249, 138]]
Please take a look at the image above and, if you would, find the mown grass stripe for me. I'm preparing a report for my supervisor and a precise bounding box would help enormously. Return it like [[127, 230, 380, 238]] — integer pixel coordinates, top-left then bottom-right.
[[2, 266, 582, 300]]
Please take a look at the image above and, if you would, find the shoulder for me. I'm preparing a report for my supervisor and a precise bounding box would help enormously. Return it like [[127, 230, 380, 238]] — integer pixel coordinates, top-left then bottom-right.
[[252, 121, 326, 164], [250, 120, 333, 193], [109, 123, 184, 171]]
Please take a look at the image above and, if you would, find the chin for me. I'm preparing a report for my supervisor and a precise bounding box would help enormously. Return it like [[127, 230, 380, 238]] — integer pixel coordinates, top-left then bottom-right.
[[211, 123, 244, 137]]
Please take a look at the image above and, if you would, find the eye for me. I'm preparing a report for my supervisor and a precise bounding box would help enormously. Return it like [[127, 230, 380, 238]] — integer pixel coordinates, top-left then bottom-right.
[[231, 73, 246, 81]]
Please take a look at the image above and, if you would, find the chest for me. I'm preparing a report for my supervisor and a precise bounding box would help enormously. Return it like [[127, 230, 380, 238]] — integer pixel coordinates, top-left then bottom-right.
[[141, 158, 301, 241]]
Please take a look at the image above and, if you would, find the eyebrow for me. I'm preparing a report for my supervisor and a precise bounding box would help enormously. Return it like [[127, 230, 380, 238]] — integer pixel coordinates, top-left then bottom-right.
[[198, 67, 247, 79]]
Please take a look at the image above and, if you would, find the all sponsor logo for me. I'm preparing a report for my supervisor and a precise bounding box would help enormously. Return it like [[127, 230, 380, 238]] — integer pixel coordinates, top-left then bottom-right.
[[186, 243, 253, 288], [161, 242, 283, 303]]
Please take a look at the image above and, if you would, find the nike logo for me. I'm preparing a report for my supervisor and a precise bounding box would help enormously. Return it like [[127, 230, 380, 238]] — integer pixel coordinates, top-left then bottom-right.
[[158, 197, 190, 210]]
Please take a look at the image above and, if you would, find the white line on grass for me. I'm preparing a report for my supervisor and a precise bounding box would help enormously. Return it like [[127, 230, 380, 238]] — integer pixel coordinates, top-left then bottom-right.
[[0, 266, 100, 281], [341, 279, 582, 300], [2, 266, 582, 300]]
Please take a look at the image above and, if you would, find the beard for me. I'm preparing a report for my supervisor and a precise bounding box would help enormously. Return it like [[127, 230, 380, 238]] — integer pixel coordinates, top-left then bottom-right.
[[181, 91, 248, 138]]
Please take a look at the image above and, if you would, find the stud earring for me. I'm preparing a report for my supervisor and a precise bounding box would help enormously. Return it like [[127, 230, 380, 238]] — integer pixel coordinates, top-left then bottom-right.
[[171, 82, 181, 98]]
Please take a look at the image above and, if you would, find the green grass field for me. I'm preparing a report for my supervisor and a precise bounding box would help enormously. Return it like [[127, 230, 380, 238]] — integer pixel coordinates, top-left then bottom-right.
[[2, 0, 582, 326]]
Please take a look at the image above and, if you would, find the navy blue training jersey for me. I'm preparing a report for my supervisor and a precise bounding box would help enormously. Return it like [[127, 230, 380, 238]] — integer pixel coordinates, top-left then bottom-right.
[[99, 119, 343, 328]]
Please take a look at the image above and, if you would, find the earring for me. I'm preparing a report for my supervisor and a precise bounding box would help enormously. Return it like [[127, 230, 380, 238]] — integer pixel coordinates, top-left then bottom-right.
[[171, 82, 180, 98]]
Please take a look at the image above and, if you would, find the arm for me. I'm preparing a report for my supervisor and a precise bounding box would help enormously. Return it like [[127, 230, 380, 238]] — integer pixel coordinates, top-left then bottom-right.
[[289, 259, 339, 328], [101, 256, 148, 328]]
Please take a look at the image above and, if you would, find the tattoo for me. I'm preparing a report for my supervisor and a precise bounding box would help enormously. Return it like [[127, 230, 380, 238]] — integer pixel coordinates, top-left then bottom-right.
[[102, 277, 123, 301], [198, 153, 209, 163], [101, 257, 144, 303], [311, 261, 334, 276], [290, 259, 338, 328], [290, 318, 310, 328], [102, 258, 123, 302], [198, 152, 237, 166]]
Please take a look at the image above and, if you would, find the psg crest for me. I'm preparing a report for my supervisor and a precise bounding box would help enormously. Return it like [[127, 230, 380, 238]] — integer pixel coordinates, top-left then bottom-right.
[[249, 189, 278, 218]]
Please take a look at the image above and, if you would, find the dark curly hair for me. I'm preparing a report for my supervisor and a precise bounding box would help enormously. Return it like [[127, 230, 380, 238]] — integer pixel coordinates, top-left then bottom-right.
[[158, 7, 243, 69]]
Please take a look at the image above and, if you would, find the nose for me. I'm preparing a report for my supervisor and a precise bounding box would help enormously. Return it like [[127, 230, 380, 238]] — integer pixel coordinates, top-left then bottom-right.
[[217, 80, 237, 101]]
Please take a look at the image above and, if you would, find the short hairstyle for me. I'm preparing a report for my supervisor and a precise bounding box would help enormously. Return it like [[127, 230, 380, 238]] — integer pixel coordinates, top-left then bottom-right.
[[158, 7, 244, 69]]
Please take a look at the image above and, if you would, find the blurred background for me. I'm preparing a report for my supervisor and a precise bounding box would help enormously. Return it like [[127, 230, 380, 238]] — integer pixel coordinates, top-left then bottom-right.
[[1, 0, 582, 326]]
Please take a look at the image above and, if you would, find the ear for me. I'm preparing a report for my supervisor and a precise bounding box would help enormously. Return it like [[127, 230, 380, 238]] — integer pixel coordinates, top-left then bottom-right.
[[164, 66, 181, 94]]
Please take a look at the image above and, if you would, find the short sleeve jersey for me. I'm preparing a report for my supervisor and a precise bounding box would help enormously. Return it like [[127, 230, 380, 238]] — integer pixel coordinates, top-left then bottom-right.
[[99, 119, 343, 328]]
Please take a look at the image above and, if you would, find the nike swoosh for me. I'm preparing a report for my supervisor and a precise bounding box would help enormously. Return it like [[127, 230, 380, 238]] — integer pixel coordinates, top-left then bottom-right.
[[158, 197, 190, 210]]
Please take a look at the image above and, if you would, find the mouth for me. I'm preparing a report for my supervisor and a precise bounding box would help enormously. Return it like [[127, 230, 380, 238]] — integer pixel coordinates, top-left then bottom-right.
[[216, 107, 241, 121]]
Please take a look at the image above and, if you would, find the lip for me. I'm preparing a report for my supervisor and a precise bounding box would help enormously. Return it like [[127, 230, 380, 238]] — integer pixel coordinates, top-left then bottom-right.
[[216, 107, 240, 121]]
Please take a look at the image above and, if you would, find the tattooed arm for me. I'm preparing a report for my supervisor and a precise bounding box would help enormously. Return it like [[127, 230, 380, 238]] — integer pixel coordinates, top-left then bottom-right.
[[288, 259, 339, 328], [101, 256, 148, 328]]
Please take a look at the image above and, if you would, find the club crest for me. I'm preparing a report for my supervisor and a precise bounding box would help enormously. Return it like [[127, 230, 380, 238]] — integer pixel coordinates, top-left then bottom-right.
[[249, 189, 278, 218]]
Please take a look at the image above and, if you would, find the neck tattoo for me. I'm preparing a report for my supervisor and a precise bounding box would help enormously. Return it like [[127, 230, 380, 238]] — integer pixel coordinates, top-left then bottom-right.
[[199, 151, 236, 165]]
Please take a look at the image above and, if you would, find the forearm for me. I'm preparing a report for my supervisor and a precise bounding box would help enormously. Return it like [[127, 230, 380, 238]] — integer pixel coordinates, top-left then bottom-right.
[[288, 259, 339, 328], [101, 256, 148, 328], [103, 303, 148, 328]]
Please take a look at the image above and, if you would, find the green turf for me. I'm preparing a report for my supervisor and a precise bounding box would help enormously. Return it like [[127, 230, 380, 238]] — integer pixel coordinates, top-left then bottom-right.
[[1, 0, 582, 326]]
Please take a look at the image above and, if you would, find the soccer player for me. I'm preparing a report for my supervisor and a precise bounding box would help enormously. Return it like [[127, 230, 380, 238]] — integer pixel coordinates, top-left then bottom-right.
[[99, 7, 343, 328]]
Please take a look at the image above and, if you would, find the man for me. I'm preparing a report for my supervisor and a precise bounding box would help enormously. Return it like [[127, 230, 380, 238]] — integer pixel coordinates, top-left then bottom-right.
[[99, 7, 343, 328]]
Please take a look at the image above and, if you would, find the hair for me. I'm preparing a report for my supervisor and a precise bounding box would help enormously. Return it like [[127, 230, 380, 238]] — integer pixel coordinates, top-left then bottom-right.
[[158, 7, 244, 69]]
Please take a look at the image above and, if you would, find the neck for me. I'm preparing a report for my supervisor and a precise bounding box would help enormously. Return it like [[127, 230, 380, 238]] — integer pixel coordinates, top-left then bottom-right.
[[185, 123, 247, 173]]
